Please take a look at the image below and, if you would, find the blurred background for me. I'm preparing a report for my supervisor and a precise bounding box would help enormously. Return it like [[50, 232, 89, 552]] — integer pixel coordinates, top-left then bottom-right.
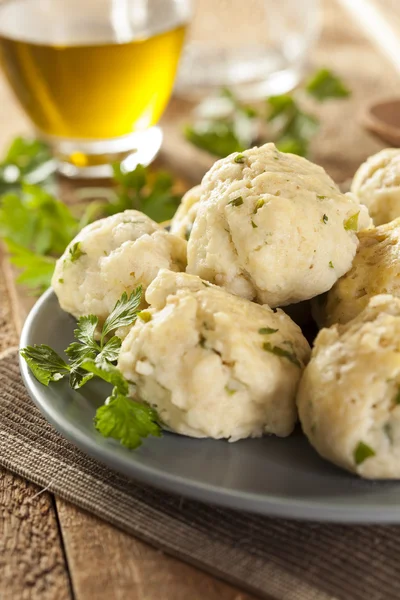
[[0, 0, 399, 185]]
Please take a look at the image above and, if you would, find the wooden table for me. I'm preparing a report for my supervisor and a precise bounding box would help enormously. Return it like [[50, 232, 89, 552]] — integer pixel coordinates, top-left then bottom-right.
[[0, 1, 398, 598]]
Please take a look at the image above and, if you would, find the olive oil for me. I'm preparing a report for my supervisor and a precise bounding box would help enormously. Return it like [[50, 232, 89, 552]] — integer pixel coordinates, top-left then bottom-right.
[[0, 24, 186, 140]]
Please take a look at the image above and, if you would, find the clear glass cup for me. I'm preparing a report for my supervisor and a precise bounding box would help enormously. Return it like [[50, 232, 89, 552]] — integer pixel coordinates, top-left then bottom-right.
[[175, 0, 320, 100], [0, 0, 191, 177]]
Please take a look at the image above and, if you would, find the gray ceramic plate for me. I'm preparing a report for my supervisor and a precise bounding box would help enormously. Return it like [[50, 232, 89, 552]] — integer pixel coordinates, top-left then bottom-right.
[[20, 289, 400, 523]]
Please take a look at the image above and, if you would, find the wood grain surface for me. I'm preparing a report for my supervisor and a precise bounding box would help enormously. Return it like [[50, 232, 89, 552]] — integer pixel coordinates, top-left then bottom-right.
[[0, 0, 398, 598]]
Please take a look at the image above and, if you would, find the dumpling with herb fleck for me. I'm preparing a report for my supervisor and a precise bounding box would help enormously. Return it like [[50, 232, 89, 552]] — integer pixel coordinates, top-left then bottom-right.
[[187, 143, 371, 307], [52, 211, 187, 323], [298, 294, 400, 479], [313, 218, 400, 327], [117, 269, 310, 441], [351, 148, 400, 225], [170, 185, 202, 240]]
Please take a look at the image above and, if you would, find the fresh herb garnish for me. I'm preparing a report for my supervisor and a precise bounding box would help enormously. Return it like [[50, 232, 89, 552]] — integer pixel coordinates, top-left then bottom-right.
[[69, 241, 85, 262], [4, 240, 56, 293], [228, 196, 244, 207], [263, 342, 301, 367], [329, 261, 334, 269], [354, 441, 375, 465], [343, 212, 359, 231], [20, 345, 71, 386], [21, 288, 160, 449], [251, 219, 258, 228], [254, 199, 265, 213], [109, 163, 181, 223], [322, 214, 328, 224], [317, 195, 327, 200], [259, 327, 279, 334], [394, 389, 400, 405], [225, 386, 237, 396], [137, 310, 152, 323], [94, 386, 161, 450], [185, 68, 350, 159], [306, 68, 351, 101]]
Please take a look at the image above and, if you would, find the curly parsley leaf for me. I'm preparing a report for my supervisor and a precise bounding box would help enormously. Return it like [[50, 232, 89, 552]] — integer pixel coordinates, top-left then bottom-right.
[[20, 345, 70, 386], [306, 68, 351, 101], [94, 388, 161, 449], [101, 286, 142, 340]]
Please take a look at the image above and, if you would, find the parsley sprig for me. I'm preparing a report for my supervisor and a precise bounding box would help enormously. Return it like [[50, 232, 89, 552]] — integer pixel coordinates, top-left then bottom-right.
[[184, 68, 350, 159], [20, 287, 160, 449]]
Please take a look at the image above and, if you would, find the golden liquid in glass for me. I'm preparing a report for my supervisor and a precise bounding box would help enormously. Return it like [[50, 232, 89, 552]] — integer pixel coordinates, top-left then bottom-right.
[[0, 25, 186, 140]]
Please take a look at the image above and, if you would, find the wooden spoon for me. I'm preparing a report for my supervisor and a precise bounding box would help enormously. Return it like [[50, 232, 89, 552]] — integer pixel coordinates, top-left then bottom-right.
[[363, 98, 400, 146]]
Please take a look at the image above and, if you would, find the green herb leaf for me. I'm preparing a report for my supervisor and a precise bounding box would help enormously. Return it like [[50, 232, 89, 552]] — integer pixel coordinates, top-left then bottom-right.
[[69, 241, 85, 262], [94, 390, 161, 449], [225, 386, 237, 396], [343, 212, 359, 231], [322, 214, 328, 224], [306, 68, 350, 101], [184, 122, 245, 158], [329, 261, 334, 269], [354, 441, 375, 465], [251, 219, 258, 228], [263, 342, 301, 367], [0, 137, 54, 193], [108, 164, 181, 223], [20, 345, 70, 386], [0, 185, 79, 256], [101, 286, 142, 340], [317, 195, 327, 200], [4, 239, 56, 292], [73, 315, 99, 348], [228, 196, 244, 207], [394, 389, 400, 405], [259, 327, 279, 334], [254, 199, 265, 213], [80, 360, 129, 394], [65, 315, 99, 371], [97, 336, 122, 364], [137, 310, 152, 323], [69, 368, 94, 390]]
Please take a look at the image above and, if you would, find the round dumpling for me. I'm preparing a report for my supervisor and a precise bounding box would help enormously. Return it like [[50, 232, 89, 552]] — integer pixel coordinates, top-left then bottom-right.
[[187, 143, 370, 307], [52, 211, 187, 322], [351, 148, 400, 225], [118, 269, 311, 441], [170, 185, 201, 240], [313, 218, 400, 327], [298, 294, 400, 479]]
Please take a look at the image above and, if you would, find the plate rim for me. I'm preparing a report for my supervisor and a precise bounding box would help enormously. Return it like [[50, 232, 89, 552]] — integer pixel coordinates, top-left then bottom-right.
[[18, 287, 400, 524]]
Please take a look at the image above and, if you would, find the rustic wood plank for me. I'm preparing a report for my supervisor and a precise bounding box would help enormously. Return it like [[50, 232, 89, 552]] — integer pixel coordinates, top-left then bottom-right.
[[0, 252, 72, 600], [0, 469, 72, 600], [56, 500, 257, 600]]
